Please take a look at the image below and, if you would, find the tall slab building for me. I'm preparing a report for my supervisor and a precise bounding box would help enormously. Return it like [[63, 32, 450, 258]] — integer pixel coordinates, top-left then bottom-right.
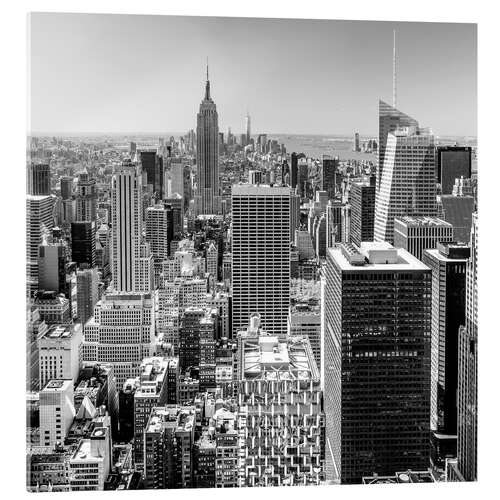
[[195, 68, 220, 215], [325, 242, 431, 484], [111, 160, 153, 293], [231, 185, 291, 336]]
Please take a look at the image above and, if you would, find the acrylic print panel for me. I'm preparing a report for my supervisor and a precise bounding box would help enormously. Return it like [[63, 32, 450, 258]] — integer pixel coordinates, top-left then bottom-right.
[[26, 12, 477, 491]]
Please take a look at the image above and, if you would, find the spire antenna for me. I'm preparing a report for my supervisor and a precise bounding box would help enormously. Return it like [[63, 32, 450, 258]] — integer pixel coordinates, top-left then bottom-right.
[[392, 29, 397, 108], [206, 57, 209, 81]]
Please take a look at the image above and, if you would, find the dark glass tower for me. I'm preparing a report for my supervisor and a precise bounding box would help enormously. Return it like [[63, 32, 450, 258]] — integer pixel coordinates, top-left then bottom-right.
[[349, 175, 376, 247], [27, 163, 51, 195], [436, 146, 472, 195], [71, 221, 96, 268], [325, 242, 431, 484]]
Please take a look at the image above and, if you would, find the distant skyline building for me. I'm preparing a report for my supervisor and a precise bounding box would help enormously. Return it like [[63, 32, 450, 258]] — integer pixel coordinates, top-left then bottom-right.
[[374, 124, 437, 244], [231, 185, 291, 336], [325, 242, 431, 484], [245, 112, 251, 145], [27, 194, 54, 295], [195, 67, 220, 216], [27, 163, 51, 196], [76, 170, 97, 222]]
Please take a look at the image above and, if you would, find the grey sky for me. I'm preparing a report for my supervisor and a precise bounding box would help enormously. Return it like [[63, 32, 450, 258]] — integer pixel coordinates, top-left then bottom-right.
[[29, 13, 477, 137]]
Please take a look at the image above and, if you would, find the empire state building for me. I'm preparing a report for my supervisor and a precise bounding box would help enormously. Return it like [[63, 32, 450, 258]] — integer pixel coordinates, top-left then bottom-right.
[[195, 67, 220, 215]]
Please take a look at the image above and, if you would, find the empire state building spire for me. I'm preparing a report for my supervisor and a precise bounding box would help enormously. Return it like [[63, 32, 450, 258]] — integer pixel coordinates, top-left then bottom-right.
[[205, 60, 211, 100]]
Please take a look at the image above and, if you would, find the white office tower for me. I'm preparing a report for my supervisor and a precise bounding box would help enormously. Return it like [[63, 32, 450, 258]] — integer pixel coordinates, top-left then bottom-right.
[[374, 126, 437, 244], [169, 159, 185, 209], [145, 204, 170, 286], [39, 380, 76, 447], [111, 161, 153, 292], [69, 423, 111, 491], [38, 324, 83, 389], [232, 184, 291, 336], [82, 292, 155, 387], [205, 241, 218, 280], [26, 194, 54, 295], [236, 318, 325, 486]]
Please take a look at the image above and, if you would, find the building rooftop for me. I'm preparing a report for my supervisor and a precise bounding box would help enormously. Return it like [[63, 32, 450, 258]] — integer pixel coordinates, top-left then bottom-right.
[[395, 216, 452, 227], [329, 243, 430, 272], [240, 334, 319, 382], [362, 470, 436, 484], [232, 184, 292, 195], [41, 323, 81, 341], [42, 379, 73, 392], [145, 406, 196, 434]]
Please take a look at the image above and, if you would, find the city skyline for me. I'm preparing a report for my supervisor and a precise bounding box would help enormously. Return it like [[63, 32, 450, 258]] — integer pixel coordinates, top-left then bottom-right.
[[29, 14, 476, 137]]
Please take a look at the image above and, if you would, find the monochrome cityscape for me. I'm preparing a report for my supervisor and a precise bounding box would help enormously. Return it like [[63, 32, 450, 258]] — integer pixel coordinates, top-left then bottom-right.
[[26, 14, 477, 491]]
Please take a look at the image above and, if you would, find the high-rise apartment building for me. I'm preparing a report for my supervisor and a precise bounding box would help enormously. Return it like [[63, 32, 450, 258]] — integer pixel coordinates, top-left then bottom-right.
[[349, 176, 376, 247], [325, 242, 431, 484], [394, 216, 454, 261], [195, 68, 220, 215], [28, 163, 51, 196], [231, 185, 291, 336], [374, 126, 437, 244], [82, 292, 155, 387], [143, 406, 196, 489], [422, 242, 469, 466]]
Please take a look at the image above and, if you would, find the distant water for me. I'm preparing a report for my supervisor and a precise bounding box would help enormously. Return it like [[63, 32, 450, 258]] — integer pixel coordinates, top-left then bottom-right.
[[270, 135, 377, 162]]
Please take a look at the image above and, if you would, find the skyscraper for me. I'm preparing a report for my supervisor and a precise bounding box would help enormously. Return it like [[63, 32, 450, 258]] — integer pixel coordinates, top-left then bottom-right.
[[27, 163, 51, 196], [26, 194, 54, 295], [231, 185, 291, 336], [245, 112, 251, 145], [60, 176, 74, 200], [321, 155, 338, 199], [377, 100, 419, 189], [374, 125, 437, 244], [140, 150, 164, 199], [325, 242, 431, 484], [76, 267, 99, 324], [422, 242, 469, 466], [71, 221, 96, 268], [349, 176, 376, 247], [38, 241, 66, 294], [436, 146, 472, 195], [456, 213, 478, 481], [76, 170, 97, 222], [195, 66, 220, 215], [111, 161, 153, 292]]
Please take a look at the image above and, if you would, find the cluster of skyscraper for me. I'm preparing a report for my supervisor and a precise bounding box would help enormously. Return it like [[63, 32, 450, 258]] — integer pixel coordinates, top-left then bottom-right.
[[26, 68, 477, 491]]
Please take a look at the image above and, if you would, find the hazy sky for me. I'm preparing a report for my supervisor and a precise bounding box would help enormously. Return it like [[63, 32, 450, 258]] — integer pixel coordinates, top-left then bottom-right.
[[29, 14, 477, 136]]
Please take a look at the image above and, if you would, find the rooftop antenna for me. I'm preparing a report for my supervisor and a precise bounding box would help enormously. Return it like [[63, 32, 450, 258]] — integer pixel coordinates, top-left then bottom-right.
[[206, 57, 209, 81], [392, 29, 397, 108]]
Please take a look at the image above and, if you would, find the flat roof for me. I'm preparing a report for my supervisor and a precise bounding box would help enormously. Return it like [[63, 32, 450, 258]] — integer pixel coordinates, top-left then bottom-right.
[[395, 216, 452, 227], [328, 243, 430, 272], [232, 184, 292, 195]]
